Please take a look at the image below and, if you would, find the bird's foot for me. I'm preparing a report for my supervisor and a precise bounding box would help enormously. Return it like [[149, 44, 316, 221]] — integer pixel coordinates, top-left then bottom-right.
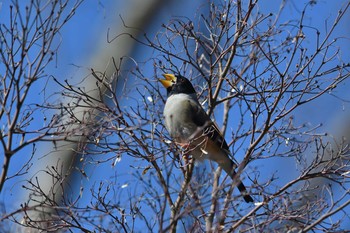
[[176, 142, 190, 149]]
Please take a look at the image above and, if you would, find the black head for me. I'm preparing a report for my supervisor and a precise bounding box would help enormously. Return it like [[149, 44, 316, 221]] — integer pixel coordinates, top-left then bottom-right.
[[159, 74, 196, 97]]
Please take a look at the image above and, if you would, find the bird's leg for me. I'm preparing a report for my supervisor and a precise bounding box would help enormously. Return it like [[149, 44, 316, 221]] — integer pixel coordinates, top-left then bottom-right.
[[182, 151, 191, 167], [175, 142, 190, 149], [175, 142, 193, 168], [176, 142, 190, 157]]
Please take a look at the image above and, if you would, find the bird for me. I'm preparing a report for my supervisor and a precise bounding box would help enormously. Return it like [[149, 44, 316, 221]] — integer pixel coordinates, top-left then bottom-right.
[[159, 73, 253, 203]]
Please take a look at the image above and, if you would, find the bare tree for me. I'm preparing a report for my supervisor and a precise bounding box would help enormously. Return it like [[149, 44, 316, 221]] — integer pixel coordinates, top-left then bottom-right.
[[1, 0, 350, 232], [0, 0, 83, 192], [0, 0, 84, 231]]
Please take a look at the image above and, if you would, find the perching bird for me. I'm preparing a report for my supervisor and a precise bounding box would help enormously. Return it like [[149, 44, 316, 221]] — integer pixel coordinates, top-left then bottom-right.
[[159, 73, 253, 203]]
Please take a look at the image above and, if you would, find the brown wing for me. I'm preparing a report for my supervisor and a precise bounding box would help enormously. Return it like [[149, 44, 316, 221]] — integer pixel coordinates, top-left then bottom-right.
[[190, 101, 230, 151], [188, 99, 253, 203]]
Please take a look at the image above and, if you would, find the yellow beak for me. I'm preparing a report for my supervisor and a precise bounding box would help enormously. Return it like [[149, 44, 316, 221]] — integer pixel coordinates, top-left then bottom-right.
[[159, 74, 176, 88]]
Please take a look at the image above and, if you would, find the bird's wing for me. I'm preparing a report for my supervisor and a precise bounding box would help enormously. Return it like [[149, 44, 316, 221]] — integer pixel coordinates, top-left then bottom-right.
[[187, 99, 230, 152], [186, 99, 253, 203]]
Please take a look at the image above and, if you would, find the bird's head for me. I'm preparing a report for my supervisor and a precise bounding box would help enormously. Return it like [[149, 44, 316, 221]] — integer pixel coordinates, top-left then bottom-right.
[[159, 74, 196, 96]]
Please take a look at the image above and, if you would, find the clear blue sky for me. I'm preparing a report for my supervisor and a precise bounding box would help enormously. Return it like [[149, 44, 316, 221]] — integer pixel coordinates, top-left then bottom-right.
[[0, 0, 349, 231]]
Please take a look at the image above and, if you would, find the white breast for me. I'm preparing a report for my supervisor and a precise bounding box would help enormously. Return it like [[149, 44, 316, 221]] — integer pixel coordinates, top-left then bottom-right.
[[163, 93, 199, 143]]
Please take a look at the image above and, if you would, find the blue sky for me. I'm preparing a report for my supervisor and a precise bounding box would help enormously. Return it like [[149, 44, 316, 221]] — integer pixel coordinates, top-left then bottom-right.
[[0, 0, 349, 231]]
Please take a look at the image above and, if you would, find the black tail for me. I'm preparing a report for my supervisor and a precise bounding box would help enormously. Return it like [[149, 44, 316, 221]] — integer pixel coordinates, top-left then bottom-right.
[[212, 149, 254, 203], [237, 181, 254, 203], [221, 159, 254, 203]]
